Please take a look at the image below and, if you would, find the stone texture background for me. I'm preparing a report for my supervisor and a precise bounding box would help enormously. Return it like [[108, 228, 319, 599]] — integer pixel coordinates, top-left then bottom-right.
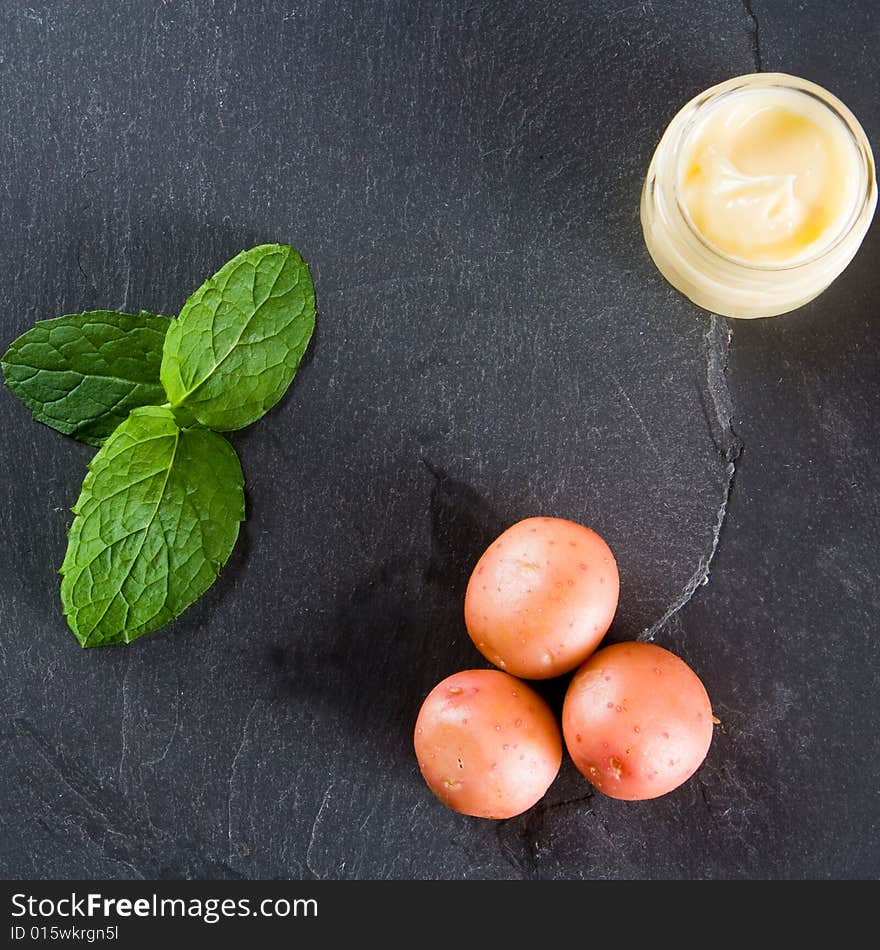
[[0, 0, 877, 879]]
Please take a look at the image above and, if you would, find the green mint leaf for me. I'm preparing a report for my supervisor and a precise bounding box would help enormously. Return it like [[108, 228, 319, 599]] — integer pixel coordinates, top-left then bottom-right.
[[160, 244, 315, 431], [1, 311, 170, 446], [60, 406, 245, 647]]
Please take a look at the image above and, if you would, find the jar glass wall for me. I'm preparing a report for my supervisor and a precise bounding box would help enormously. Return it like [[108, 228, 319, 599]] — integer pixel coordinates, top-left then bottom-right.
[[640, 73, 877, 319]]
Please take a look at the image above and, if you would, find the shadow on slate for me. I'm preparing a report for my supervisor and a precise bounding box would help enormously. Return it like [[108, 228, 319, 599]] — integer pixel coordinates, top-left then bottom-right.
[[266, 458, 509, 758], [420, 458, 505, 591], [425, 457, 616, 724], [421, 457, 574, 718]]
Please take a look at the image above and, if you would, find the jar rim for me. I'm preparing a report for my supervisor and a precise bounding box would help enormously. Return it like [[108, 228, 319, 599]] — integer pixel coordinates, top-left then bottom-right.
[[668, 74, 877, 274]]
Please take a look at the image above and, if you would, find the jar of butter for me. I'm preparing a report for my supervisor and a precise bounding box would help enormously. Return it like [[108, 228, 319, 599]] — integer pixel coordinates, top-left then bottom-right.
[[640, 73, 877, 319]]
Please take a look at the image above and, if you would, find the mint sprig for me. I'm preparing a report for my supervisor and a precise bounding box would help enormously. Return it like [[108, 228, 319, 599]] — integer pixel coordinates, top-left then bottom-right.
[[2, 244, 316, 647]]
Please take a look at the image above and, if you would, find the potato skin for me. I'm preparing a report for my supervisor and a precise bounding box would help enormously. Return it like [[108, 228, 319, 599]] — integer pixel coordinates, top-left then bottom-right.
[[464, 517, 619, 679], [414, 669, 562, 819], [563, 642, 714, 801]]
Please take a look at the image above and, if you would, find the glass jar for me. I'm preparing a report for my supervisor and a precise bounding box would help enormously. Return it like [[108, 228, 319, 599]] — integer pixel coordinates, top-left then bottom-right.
[[640, 73, 877, 319]]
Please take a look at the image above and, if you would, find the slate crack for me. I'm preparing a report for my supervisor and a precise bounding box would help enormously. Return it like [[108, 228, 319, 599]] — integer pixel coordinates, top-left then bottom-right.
[[305, 783, 335, 880], [698, 780, 713, 814], [641, 316, 743, 641], [226, 698, 262, 863], [495, 808, 543, 879], [495, 792, 595, 879], [10, 719, 242, 879], [741, 0, 763, 72]]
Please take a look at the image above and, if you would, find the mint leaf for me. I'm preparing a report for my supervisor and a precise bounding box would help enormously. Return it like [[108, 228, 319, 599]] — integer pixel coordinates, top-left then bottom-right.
[[161, 244, 315, 431], [1, 311, 170, 446], [60, 406, 244, 647]]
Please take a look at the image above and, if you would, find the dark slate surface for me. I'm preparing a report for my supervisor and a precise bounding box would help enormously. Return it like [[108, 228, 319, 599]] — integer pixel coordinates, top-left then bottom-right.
[[0, 1, 877, 880]]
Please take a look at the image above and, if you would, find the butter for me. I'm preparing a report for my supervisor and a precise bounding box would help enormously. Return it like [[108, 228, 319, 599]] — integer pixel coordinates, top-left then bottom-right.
[[641, 74, 877, 319], [680, 88, 860, 265]]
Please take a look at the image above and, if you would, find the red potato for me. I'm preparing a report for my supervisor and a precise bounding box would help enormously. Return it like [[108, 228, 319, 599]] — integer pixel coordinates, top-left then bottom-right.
[[414, 669, 562, 819], [464, 517, 619, 679], [563, 642, 714, 801]]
